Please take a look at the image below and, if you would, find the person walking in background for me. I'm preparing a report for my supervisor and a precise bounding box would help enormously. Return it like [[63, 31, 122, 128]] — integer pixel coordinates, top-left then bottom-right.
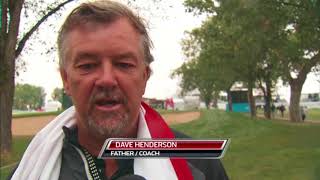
[[300, 106, 306, 121], [279, 104, 286, 117], [271, 103, 276, 118]]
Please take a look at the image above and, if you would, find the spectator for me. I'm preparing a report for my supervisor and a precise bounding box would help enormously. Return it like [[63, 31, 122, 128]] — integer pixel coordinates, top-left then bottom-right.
[[279, 105, 286, 117], [300, 106, 306, 121], [271, 103, 276, 118]]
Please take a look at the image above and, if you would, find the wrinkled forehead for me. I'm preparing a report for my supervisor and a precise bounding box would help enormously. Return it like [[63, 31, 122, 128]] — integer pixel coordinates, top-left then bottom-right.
[[61, 19, 144, 66]]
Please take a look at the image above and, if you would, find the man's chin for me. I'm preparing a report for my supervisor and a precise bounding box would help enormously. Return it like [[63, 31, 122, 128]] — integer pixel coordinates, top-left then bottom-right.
[[87, 122, 123, 139], [87, 114, 129, 138]]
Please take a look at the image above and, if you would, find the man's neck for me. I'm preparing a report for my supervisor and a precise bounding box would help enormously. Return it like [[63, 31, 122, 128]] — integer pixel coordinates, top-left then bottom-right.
[[77, 127, 119, 178], [77, 127, 105, 156]]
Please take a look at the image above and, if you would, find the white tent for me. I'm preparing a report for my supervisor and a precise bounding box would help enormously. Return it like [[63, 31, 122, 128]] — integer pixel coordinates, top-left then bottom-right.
[[44, 100, 62, 112]]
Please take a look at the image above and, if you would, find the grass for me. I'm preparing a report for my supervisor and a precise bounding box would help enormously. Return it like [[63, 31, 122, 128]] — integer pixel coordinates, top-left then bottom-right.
[[12, 111, 61, 119], [257, 108, 320, 121], [305, 108, 320, 121], [0, 136, 33, 180], [156, 108, 199, 114], [171, 109, 320, 180]]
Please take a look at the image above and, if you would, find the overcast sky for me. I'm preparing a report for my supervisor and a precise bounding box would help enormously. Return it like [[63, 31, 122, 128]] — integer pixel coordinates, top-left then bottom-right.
[[15, 0, 320, 102]]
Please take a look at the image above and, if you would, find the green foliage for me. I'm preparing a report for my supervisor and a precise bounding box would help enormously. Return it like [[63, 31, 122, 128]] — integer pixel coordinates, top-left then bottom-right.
[[51, 87, 63, 103], [172, 18, 237, 107], [181, 0, 320, 120], [13, 83, 46, 110], [182, 0, 285, 83], [172, 109, 320, 180]]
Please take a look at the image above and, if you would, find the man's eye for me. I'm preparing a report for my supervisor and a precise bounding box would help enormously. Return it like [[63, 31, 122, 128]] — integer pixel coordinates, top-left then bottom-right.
[[77, 63, 97, 71], [116, 63, 135, 69]]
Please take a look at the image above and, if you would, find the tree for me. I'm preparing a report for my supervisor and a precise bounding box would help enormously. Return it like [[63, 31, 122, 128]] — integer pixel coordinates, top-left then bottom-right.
[[172, 60, 214, 109], [184, 0, 320, 122], [181, 0, 265, 117], [13, 84, 46, 110], [223, 0, 285, 119], [272, 0, 320, 122], [52, 87, 63, 103], [1, 0, 76, 154], [173, 23, 237, 109]]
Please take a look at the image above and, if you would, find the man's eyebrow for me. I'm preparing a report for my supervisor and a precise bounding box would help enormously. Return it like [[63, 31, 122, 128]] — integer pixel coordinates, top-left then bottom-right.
[[73, 52, 99, 64], [112, 52, 138, 62]]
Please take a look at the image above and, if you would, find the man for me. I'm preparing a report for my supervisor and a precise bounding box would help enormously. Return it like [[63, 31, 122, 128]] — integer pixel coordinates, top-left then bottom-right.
[[300, 106, 306, 121], [10, 1, 228, 179], [279, 105, 286, 117]]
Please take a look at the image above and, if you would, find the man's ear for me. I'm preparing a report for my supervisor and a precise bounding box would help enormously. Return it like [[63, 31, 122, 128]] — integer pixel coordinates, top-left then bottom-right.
[[60, 68, 71, 96], [144, 65, 151, 81], [142, 65, 151, 95]]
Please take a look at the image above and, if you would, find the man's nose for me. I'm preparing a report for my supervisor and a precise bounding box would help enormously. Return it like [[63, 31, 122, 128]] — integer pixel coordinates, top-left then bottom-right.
[[95, 62, 118, 88]]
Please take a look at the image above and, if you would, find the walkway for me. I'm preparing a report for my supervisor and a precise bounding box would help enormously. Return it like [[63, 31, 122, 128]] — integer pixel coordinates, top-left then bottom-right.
[[12, 111, 201, 136]]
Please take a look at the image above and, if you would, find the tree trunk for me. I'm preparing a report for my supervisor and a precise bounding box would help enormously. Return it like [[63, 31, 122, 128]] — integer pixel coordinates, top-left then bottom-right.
[[264, 77, 272, 119], [288, 62, 312, 122], [1, 0, 76, 154], [0, 0, 24, 154], [0, 73, 15, 154], [248, 81, 256, 118], [212, 91, 219, 108], [204, 98, 210, 109], [289, 82, 303, 122]]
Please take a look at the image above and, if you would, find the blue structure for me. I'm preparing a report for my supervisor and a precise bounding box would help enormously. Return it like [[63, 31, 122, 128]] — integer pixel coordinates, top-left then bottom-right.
[[226, 90, 250, 112]]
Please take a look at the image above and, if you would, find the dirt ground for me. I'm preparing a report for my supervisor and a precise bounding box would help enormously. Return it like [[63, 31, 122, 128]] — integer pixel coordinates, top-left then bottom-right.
[[12, 112, 200, 136]]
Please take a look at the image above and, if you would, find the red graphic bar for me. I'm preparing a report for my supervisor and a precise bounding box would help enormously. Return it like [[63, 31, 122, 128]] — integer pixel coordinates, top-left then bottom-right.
[[106, 139, 227, 150]]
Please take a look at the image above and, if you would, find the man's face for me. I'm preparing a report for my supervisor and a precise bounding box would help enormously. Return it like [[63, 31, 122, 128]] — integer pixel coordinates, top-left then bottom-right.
[[60, 18, 150, 138]]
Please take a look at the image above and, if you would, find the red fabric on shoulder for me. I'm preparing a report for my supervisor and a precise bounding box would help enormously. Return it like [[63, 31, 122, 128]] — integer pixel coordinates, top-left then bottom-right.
[[141, 102, 193, 180]]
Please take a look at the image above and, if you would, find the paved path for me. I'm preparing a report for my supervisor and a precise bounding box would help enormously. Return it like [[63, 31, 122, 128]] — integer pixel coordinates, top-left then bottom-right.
[[12, 115, 57, 136], [12, 112, 201, 136]]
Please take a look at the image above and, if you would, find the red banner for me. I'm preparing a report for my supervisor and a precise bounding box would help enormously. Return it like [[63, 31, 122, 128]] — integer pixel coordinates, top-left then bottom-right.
[[99, 139, 229, 159]]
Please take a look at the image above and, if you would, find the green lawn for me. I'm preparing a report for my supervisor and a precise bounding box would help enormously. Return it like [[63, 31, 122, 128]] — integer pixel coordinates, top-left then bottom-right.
[[12, 111, 61, 119], [171, 109, 320, 180], [258, 108, 320, 121], [2, 110, 320, 180], [305, 108, 320, 121], [0, 136, 33, 180], [156, 108, 198, 114]]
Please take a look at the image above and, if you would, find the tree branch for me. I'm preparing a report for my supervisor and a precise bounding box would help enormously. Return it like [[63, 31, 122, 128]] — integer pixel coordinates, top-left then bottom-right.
[[299, 51, 320, 80], [15, 0, 76, 58], [258, 78, 266, 98], [7, 0, 24, 60]]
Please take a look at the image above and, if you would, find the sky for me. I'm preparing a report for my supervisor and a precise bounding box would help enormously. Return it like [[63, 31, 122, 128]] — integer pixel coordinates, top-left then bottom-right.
[[15, 0, 320, 103]]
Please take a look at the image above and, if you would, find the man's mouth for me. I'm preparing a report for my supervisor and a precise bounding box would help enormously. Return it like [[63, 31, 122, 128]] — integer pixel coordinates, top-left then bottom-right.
[[95, 98, 122, 111]]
